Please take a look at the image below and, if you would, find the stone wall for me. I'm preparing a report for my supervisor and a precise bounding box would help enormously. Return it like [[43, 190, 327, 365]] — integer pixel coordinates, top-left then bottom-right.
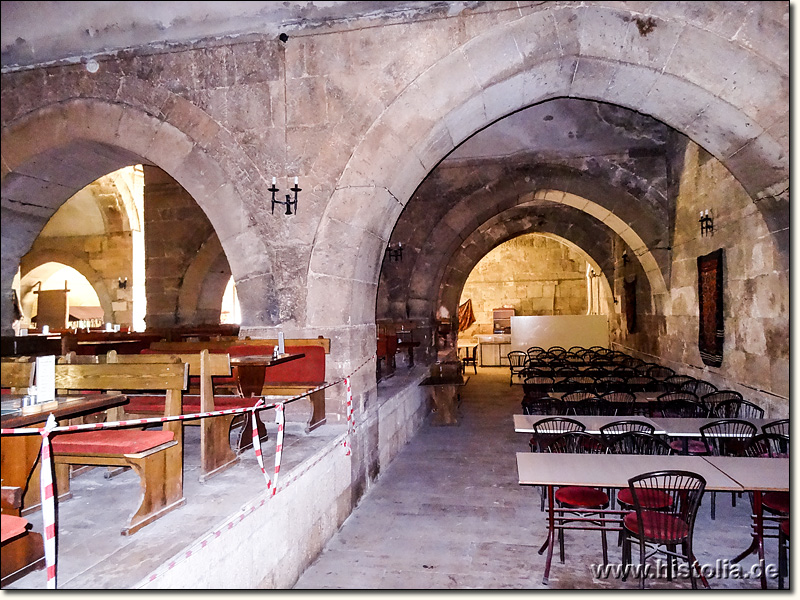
[[143, 166, 218, 329], [459, 234, 588, 337], [615, 142, 789, 417]]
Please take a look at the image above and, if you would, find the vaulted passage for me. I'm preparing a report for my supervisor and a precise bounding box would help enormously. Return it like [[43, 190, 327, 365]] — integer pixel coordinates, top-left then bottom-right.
[[1, 1, 788, 590]]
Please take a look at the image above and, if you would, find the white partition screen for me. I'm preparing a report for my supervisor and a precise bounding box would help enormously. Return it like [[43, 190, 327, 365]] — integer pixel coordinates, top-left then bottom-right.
[[510, 315, 609, 351]]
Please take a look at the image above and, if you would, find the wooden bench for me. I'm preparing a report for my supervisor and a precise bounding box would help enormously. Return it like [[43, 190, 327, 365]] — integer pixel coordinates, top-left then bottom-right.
[[103, 350, 246, 482], [1, 361, 189, 536], [1, 485, 44, 586], [149, 338, 330, 432]]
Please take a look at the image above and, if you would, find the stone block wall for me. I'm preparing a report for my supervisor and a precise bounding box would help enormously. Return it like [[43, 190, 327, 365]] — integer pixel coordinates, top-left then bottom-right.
[[617, 142, 789, 417], [459, 234, 588, 337], [143, 166, 218, 329]]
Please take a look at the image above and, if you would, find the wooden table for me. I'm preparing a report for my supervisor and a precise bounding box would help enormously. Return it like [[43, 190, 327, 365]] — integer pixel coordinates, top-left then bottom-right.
[[1, 393, 128, 585], [419, 374, 465, 425], [704, 456, 790, 589], [230, 353, 304, 398], [229, 353, 304, 451], [516, 452, 744, 585], [513, 414, 665, 435], [397, 340, 420, 367]]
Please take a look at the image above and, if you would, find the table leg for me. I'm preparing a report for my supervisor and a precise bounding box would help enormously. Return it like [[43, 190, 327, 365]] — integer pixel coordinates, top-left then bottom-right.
[[754, 491, 767, 589], [407, 346, 414, 367], [542, 485, 556, 585]]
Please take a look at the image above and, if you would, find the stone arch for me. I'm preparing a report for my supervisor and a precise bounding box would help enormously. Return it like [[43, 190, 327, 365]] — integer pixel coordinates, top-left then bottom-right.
[[309, 3, 788, 333], [433, 203, 620, 320], [177, 236, 231, 325], [1, 96, 274, 331], [19, 249, 114, 322]]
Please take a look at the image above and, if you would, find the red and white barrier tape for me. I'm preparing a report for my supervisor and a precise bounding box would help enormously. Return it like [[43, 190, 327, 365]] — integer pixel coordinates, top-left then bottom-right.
[[39, 414, 58, 589], [1, 352, 377, 589]]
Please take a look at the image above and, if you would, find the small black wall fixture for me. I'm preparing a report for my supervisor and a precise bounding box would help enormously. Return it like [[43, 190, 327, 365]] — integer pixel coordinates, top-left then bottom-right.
[[386, 242, 403, 262], [699, 209, 714, 237], [118, 277, 128, 289], [270, 177, 301, 215]]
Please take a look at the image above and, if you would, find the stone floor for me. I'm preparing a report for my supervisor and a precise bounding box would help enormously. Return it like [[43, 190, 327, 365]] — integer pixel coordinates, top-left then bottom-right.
[[4, 366, 788, 590], [294, 366, 787, 590]]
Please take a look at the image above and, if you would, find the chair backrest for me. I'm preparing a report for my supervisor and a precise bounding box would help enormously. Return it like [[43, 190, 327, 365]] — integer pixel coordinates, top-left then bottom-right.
[[572, 398, 616, 416], [699, 419, 757, 456], [627, 470, 706, 542], [507, 351, 528, 368], [701, 390, 743, 410], [601, 391, 635, 404], [521, 395, 556, 417], [656, 392, 707, 418], [681, 379, 718, 398], [530, 417, 586, 452], [647, 365, 675, 380], [608, 431, 673, 455], [546, 431, 608, 454], [664, 374, 696, 391], [762, 419, 789, 438], [562, 390, 597, 404], [710, 398, 764, 420], [743, 433, 790, 458], [522, 375, 555, 399], [599, 420, 656, 439]]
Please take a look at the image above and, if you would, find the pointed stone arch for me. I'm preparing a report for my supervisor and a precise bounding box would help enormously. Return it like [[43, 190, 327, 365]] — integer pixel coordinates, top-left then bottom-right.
[[309, 3, 788, 330]]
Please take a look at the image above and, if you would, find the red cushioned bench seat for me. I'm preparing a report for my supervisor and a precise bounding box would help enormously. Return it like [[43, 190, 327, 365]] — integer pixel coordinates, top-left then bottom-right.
[[1, 514, 30, 544], [52, 429, 175, 455]]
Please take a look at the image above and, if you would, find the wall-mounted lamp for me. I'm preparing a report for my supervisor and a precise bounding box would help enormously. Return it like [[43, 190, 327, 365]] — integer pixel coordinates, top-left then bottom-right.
[[270, 177, 301, 215], [622, 251, 630, 266], [118, 277, 128, 289], [386, 242, 403, 262], [699, 209, 714, 237]]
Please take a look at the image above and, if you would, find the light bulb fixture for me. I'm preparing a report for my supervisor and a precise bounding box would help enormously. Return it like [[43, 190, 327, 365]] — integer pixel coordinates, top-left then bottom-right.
[[118, 277, 128, 289], [386, 242, 403, 262], [270, 176, 301, 215], [699, 209, 714, 236], [622, 251, 630, 265]]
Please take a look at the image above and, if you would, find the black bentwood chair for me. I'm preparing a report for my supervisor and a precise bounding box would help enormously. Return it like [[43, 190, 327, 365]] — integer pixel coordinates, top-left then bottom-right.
[[621, 470, 708, 589]]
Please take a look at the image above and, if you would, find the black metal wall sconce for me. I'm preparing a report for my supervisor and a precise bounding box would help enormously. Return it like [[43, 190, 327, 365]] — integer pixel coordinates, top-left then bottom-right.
[[699, 209, 714, 236], [386, 242, 403, 262], [622, 251, 630, 266], [270, 177, 301, 215], [118, 277, 128, 289]]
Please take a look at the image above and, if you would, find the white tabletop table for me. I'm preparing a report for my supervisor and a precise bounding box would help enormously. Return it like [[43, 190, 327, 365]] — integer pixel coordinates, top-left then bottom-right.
[[516, 452, 745, 585], [704, 456, 790, 588]]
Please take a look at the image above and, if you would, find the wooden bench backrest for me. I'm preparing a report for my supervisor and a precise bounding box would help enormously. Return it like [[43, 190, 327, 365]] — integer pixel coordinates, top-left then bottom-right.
[[149, 337, 331, 354], [0, 361, 35, 390], [105, 350, 231, 378]]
